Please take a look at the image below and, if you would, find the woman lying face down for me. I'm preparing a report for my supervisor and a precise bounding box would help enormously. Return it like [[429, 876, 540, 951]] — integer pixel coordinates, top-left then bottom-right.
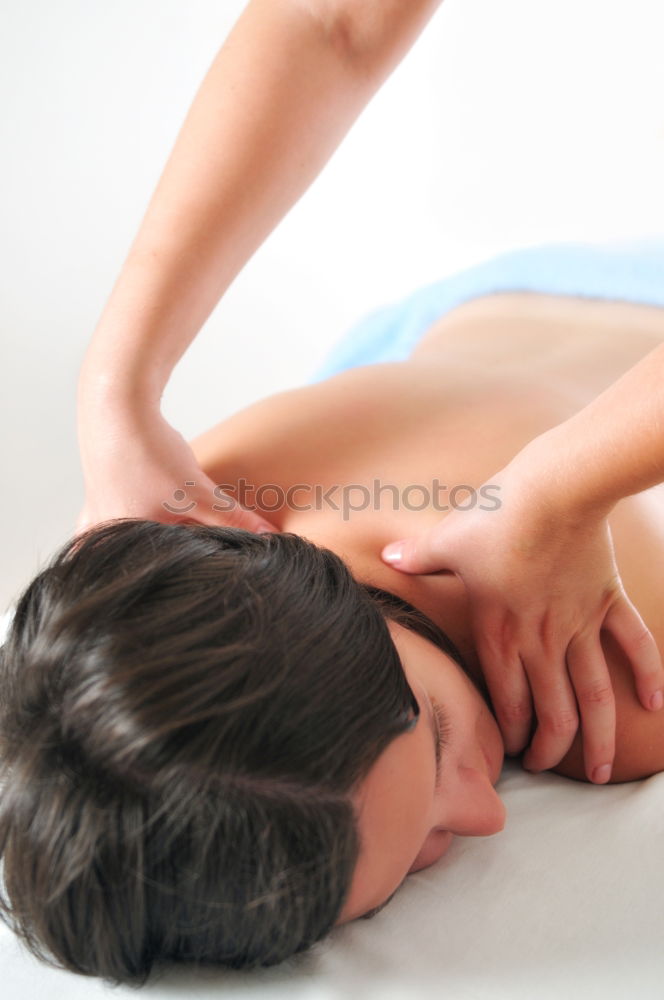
[[9, 283, 664, 981], [0, 520, 507, 983]]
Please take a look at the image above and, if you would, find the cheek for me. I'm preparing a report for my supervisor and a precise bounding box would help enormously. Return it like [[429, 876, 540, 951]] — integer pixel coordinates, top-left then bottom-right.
[[408, 830, 454, 873]]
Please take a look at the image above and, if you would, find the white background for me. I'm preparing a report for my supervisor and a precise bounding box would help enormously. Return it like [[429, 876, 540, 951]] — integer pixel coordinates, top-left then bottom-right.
[[2, 0, 664, 612]]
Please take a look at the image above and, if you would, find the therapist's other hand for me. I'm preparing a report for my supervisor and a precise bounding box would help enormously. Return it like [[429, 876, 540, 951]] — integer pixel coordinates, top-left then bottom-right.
[[77, 409, 276, 536], [380, 464, 664, 785]]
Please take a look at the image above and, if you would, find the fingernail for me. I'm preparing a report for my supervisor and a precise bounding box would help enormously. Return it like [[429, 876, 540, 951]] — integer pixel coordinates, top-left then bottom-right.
[[382, 541, 406, 564], [650, 690, 663, 711], [592, 764, 612, 784]]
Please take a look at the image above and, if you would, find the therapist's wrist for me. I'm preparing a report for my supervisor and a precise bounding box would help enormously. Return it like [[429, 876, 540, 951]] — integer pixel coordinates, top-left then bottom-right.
[[78, 344, 166, 417], [76, 381, 168, 488], [506, 426, 617, 528]]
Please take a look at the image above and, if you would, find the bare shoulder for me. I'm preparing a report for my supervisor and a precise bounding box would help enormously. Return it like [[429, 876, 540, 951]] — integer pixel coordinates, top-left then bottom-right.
[[189, 360, 443, 481]]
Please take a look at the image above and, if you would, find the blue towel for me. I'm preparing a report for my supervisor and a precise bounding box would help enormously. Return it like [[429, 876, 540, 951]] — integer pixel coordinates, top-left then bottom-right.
[[309, 240, 664, 381]]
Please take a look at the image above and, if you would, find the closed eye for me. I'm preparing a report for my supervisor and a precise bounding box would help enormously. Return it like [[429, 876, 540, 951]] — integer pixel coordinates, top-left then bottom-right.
[[432, 699, 452, 784]]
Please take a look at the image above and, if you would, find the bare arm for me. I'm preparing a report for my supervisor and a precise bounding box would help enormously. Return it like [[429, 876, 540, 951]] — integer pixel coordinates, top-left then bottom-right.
[[79, 0, 443, 408], [76, 0, 442, 532], [520, 340, 664, 512]]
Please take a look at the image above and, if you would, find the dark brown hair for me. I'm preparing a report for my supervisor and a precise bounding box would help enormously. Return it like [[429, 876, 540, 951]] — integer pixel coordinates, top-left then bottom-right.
[[0, 519, 461, 985]]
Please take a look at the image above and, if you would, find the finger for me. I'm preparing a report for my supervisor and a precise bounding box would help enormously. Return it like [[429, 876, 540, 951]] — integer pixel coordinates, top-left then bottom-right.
[[227, 507, 278, 534], [474, 620, 535, 756], [198, 494, 277, 535], [604, 596, 664, 711], [519, 651, 579, 774], [381, 527, 454, 575], [564, 631, 616, 784]]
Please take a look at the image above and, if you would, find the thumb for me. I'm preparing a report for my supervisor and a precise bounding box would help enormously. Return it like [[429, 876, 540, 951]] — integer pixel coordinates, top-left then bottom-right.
[[381, 526, 455, 575]]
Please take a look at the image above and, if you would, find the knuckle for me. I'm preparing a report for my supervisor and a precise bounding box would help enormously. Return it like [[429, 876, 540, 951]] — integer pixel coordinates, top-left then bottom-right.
[[576, 680, 613, 707], [479, 618, 518, 659], [497, 700, 532, 726], [535, 609, 563, 649], [541, 708, 579, 738]]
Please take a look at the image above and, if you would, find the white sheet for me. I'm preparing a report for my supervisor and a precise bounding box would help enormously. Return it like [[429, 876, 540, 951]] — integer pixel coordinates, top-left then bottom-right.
[[1, 612, 663, 999]]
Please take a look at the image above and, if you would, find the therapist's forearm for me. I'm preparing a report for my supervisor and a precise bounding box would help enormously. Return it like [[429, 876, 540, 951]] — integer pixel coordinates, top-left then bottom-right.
[[79, 0, 441, 409], [517, 341, 664, 517]]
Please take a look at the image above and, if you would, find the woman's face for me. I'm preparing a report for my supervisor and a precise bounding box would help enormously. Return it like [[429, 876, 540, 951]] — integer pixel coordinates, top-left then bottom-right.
[[336, 620, 506, 924]]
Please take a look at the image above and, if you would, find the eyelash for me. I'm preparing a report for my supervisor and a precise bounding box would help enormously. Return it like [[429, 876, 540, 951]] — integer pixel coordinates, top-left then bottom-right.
[[432, 699, 452, 780]]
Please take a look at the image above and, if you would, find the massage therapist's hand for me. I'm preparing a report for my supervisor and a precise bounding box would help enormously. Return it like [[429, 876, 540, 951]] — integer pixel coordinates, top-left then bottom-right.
[[77, 403, 276, 536], [380, 448, 664, 785]]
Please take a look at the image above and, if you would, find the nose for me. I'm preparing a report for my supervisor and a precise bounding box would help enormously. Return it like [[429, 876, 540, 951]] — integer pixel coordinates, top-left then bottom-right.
[[443, 765, 507, 838], [408, 767, 506, 874]]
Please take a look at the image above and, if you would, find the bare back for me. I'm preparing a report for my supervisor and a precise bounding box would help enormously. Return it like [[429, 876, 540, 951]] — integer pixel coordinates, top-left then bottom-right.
[[192, 292, 664, 782]]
